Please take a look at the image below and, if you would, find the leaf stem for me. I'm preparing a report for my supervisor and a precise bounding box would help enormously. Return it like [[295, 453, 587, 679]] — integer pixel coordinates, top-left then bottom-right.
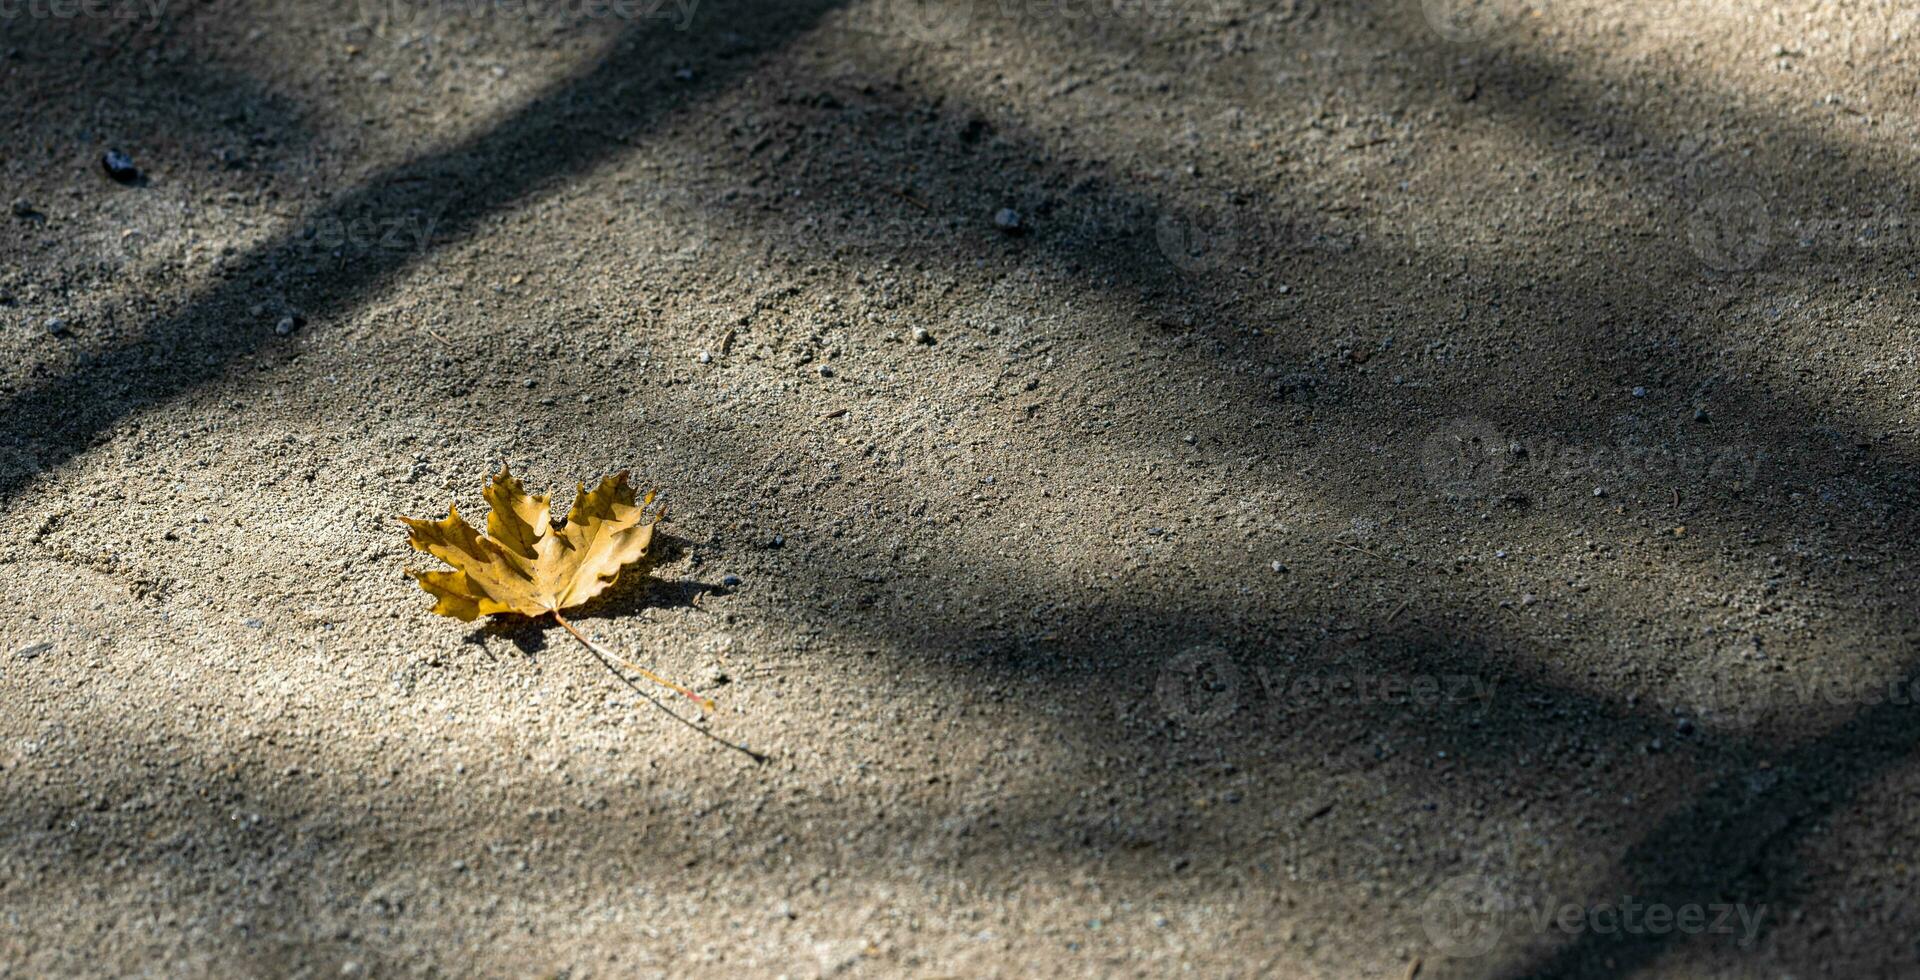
[[551, 610, 715, 713], [552, 611, 767, 764]]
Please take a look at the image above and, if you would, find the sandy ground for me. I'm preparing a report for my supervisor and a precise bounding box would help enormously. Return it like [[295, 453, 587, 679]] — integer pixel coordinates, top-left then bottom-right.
[[3, 0, 1919, 976]]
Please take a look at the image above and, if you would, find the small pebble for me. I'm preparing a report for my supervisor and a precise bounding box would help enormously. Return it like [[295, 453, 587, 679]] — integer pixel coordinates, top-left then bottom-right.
[[993, 207, 1023, 233], [1693, 407, 1711, 423], [275, 315, 297, 336], [697, 350, 711, 363], [721, 574, 742, 587], [1631, 386, 1647, 398], [1676, 717, 1696, 736], [817, 364, 834, 377], [911, 326, 932, 344], [102, 149, 141, 183], [44, 317, 68, 335], [1270, 560, 1288, 573], [673, 67, 695, 81], [1592, 486, 1607, 498], [10, 198, 33, 218], [769, 534, 785, 548]]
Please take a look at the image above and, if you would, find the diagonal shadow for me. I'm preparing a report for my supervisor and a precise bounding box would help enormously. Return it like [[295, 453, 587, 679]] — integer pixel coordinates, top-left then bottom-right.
[[0, 0, 848, 503], [5, 0, 1919, 975], [554, 8, 1920, 974], [1499, 661, 1920, 978]]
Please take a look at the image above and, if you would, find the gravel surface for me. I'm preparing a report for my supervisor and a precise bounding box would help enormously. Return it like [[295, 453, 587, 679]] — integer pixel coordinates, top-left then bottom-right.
[[3, 0, 1919, 976]]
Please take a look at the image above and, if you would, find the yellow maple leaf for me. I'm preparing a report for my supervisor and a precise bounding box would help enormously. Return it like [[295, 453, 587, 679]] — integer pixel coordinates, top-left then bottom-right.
[[398, 470, 772, 755], [400, 467, 663, 621], [402, 468, 727, 718]]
